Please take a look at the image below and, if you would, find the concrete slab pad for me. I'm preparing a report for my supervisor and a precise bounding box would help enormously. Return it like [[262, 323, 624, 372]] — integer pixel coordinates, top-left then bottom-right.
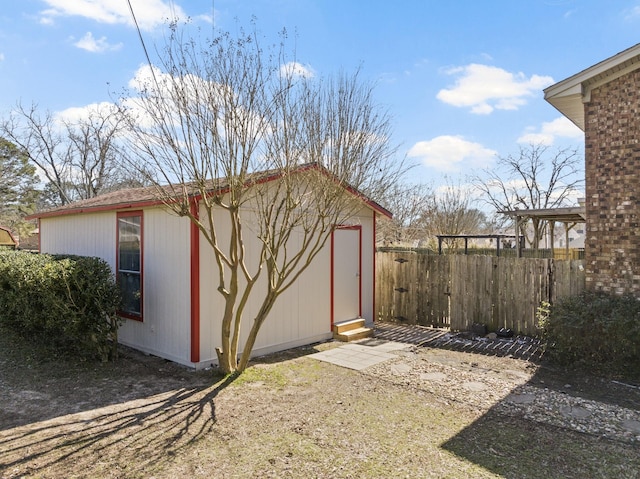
[[621, 419, 640, 434], [309, 345, 397, 371], [506, 393, 536, 404], [559, 405, 592, 419], [369, 341, 411, 352], [390, 362, 412, 374], [463, 381, 488, 392], [420, 372, 447, 381]]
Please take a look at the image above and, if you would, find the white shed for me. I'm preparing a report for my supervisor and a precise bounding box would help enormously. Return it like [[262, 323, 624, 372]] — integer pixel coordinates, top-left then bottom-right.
[[32, 176, 390, 369]]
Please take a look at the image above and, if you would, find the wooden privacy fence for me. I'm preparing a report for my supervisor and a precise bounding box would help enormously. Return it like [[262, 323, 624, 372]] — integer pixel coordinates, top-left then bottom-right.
[[375, 251, 586, 336]]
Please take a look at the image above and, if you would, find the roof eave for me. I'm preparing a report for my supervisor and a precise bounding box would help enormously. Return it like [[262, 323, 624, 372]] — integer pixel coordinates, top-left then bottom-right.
[[29, 165, 394, 221], [544, 42, 640, 132], [543, 85, 585, 131], [27, 199, 165, 220]]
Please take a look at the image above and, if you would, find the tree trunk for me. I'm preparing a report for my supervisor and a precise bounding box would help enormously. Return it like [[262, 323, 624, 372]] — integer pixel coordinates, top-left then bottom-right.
[[217, 279, 239, 373], [236, 292, 278, 372]]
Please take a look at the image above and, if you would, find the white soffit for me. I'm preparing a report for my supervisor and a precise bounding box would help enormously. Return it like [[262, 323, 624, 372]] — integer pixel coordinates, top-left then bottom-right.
[[544, 43, 640, 132]]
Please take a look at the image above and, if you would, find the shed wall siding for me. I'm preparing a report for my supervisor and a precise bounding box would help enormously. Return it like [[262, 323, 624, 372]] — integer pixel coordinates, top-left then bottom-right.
[[584, 68, 640, 295], [118, 209, 192, 364], [197, 206, 376, 366], [41, 212, 116, 265], [197, 207, 335, 365]]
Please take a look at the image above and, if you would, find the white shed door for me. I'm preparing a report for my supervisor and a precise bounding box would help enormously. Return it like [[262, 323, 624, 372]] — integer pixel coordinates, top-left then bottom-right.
[[332, 227, 361, 325]]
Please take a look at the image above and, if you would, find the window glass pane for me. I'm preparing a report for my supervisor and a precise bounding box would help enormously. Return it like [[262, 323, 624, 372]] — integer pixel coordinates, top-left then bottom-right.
[[118, 216, 141, 272], [118, 271, 141, 316]]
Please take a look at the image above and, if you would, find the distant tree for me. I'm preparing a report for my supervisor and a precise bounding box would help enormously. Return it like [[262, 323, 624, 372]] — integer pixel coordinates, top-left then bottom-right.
[[377, 182, 432, 246], [377, 180, 494, 250], [422, 180, 493, 250], [119, 26, 403, 373], [1, 103, 145, 207], [0, 138, 40, 238], [471, 144, 583, 249]]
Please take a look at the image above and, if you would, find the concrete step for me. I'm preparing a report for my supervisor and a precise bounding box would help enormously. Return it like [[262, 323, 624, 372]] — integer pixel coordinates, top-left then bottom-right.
[[334, 326, 373, 342], [333, 318, 366, 335]]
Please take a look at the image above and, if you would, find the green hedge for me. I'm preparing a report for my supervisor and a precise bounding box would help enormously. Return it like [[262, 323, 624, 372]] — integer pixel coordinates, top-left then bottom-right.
[[0, 250, 122, 361], [541, 291, 640, 378]]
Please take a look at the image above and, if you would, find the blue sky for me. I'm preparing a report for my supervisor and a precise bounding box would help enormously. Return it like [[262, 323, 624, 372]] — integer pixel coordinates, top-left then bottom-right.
[[2, 0, 640, 189]]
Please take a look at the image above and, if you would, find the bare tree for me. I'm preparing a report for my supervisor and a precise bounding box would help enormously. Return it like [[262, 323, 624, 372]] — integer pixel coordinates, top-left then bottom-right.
[[472, 144, 583, 249], [1, 103, 144, 207], [423, 180, 493, 250], [376, 182, 432, 246], [119, 27, 402, 373]]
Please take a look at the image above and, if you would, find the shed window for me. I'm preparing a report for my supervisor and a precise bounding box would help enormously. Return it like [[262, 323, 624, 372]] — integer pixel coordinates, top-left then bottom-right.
[[117, 211, 143, 320]]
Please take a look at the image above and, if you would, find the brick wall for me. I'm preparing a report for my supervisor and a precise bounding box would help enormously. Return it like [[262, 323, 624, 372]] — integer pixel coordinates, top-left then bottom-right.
[[584, 69, 640, 295]]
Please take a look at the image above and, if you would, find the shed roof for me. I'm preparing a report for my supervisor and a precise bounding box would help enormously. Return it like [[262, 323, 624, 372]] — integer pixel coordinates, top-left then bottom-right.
[[30, 164, 393, 220], [544, 43, 640, 130]]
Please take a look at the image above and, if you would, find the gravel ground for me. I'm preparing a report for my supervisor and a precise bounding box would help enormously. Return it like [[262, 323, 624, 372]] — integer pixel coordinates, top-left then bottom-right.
[[361, 326, 640, 444]]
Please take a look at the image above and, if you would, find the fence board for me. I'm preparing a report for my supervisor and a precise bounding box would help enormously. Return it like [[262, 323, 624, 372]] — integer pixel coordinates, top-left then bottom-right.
[[375, 252, 585, 336]]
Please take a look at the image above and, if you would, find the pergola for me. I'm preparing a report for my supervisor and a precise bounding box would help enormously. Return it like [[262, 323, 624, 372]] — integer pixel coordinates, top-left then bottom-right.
[[498, 206, 586, 258], [436, 234, 524, 256]]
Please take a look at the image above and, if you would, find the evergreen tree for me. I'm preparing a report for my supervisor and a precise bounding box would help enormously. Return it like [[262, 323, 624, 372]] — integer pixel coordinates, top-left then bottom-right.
[[0, 138, 40, 239]]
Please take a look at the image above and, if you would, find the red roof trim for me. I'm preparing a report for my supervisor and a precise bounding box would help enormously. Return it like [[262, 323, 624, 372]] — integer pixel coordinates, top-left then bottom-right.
[[189, 199, 201, 364]]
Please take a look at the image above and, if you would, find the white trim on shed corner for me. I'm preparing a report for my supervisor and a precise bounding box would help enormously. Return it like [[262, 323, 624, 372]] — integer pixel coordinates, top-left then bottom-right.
[[544, 43, 640, 131]]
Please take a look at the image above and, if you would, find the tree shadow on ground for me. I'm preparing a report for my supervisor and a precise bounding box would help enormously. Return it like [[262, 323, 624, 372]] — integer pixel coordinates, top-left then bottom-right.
[[0, 372, 237, 478], [441, 410, 640, 479], [0, 329, 332, 478], [0, 341, 219, 430]]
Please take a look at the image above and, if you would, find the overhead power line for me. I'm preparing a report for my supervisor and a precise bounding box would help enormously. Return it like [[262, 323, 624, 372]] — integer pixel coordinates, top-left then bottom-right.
[[126, 0, 159, 89]]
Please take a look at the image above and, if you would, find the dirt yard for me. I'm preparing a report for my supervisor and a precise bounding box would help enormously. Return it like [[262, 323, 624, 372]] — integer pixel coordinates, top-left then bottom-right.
[[1, 323, 639, 479]]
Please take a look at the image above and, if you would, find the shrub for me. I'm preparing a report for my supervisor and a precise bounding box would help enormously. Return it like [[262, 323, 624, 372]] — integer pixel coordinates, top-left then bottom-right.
[[0, 250, 122, 361], [541, 291, 640, 378]]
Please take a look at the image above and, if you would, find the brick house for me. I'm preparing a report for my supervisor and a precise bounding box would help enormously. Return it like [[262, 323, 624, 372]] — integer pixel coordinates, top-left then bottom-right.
[[545, 43, 640, 295]]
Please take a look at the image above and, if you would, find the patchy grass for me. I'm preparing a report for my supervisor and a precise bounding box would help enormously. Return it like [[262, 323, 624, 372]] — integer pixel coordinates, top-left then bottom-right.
[[0, 325, 638, 479], [229, 363, 289, 389]]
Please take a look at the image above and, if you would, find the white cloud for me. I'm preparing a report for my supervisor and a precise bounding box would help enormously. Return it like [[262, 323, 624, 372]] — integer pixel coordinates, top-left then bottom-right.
[[407, 135, 497, 173], [194, 13, 214, 24], [124, 64, 236, 130], [56, 102, 118, 124], [0, 53, 4, 61], [39, 15, 55, 26], [40, 0, 187, 31], [280, 62, 315, 79], [73, 32, 122, 53], [437, 64, 554, 114], [127, 64, 184, 96], [517, 117, 583, 145]]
